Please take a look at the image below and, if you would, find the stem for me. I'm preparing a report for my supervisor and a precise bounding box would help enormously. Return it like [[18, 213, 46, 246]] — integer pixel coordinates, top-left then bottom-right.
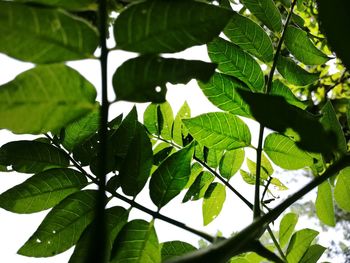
[[267, 226, 286, 260]]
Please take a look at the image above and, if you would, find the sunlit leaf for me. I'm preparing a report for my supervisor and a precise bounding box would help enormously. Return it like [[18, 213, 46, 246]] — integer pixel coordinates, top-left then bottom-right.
[[110, 220, 160, 263], [334, 167, 350, 212], [0, 168, 87, 214], [113, 55, 216, 103], [299, 244, 326, 263], [159, 102, 174, 140], [198, 73, 252, 117], [219, 148, 245, 179], [144, 103, 161, 135], [183, 171, 214, 202], [0, 140, 69, 173], [240, 0, 282, 32], [184, 163, 203, 189], [114, 0, 232, 53], [279, 213, 298, 249], [284, 26, 329, 65], [203, 183, 226, 225], [276, 56, 319, 86], [0, 2, 98, 63], [183, 112, 251, 150], [207, 37, 265, 92], [315, 181, 335, 226], [161, 241, 196, 262], [224, 13, 274, 62], [172, 102, 191, 146], [150, 143, 194, 208], [0, 64, 97, 134], [207, 149, 224, 169], [18, 190, 98, 257], [286, 229, 319, 263], [270, 80, 307, 109]]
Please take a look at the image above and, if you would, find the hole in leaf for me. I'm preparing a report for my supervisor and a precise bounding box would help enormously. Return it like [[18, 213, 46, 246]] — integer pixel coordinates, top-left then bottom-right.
[[36, 239, 41, 243], [155, 86, 162, 93], [52, 230, 56, 234]]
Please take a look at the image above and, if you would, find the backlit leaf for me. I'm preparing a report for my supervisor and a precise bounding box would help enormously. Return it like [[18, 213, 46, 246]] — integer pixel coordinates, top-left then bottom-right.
[[284, 26, 329, 65], [0, 140, 69, 173], [334, 167, 350, 212], [0, 64, 97, 134], [299, 244, 326, 263], [183, 112, 251, 150], [203, 183, 226, 225], [207, 37, 265, 92], [114, 0, 232, 53], [219, 148, 245, 179], [279, 213, 298, 249], [144, 103, 160, 135], [286, 229, 319, 263], [224, 13, 274, 62], [315, 181, 335, 226], [18, 190, 98, 257], [172, 102, 191, 146], [270, 80, 307, 109], [113, 55, 216, 103], [183, 171, 214, 202], [0, 168, 87, 214], [184, 163, 203, 189], [159, 102, 174, 140], [207, 149, 224, 169], [0, 2, 98, 63], [161, 241, 196, 262], [150, 143, 194, 208]]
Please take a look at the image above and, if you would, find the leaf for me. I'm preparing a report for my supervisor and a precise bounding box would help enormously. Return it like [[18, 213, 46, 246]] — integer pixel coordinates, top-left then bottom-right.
[[18, 190, 98, 257], [299, 244, 326, 263], [264, 133, 315, 170], [184, 163, 203, 189], [114, 0, 232, 53], [246, 154, 273, 179], [183, 171, 215, 202], [150, 143, 194, 208], [315, 181, 335, 226], [108, 113, 123, 130], [173, 102, 191, 146], [270, 80, 307, 109], [207, 37, 265, 92], [240, 0, 282, 32], [183, 112, 251, 151], [334, 167, 350, 212], [207, 149, 224, 169], [237, 89, 335, 153], [110, 220, 161, 263], [0, 64, 97, 134], [284, 26, 329, 65], [203, 183, 226, 225], [286, 229, 319, 263], [159, 102, 174, 140], [0, 168, 87, 214], [0, 140, 69, 173], [119, 124, 153, 197], [153, 144, 174, 166], [219, 148, 245, 179], [62, 108, 100, 151], [197, 73, 252, 117], [276, 56, 319, 86], [113, 55, 216, 103], [0, 2, 98, 63], [161, 241, 197, 262], [316, 0, 350, 69], [279, 213, 298, 249], [69, 206, 129, 263], [144, 103, 161, 135], [223, 12, 274, 62], [14, 0, 97, 10]]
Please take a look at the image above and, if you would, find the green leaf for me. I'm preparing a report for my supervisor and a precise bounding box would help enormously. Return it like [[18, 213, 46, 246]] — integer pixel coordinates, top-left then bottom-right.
[[150, 143, 194, 208], [0, 168, 87, 214], [14, 0, 97, 10], [144, 103, 161, 135], [0, 140, 69, 173], [270, 80, 307, 109], [159, 102, 174, 140], [0, 2, 98, 63], [184, 163, 203, 189], [276, 56, 319, 86], [153, 144, 174, 166], [316, 0, 350, 69], [246, 154, 273, 179], [240, 0, 282, 32], [334, 167, 350, 212], [197, 73, 252, 117], [315, 181, 335, 226], [223, 13, 274, 62], [207, 149, 224, 169], [279, 213, 298, 249], [69, 206, 129, 263], [62, 108, 100, 151], [0, 64, 97, 134], [114, 0, 232, 53], [203, 183, 226, 225], [161, 241, 196, 262], [299, 244, 326, 263], [207, 37, 265, 92], [172, 102, 191, 146], [119, 124, 153, 197], [219, 148, 245, 179], [183, 171, 215, 202], [110, 220, 161, 263], [264, 133, 315, 170], [183, 112, 251, 150], [284, 26, 329, 65], [18, 190, 98, 257], [113, 55, 216, 103], [286, 229, 319, 263]]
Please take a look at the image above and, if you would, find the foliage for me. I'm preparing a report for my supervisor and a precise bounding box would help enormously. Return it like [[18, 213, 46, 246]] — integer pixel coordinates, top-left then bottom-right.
[[0, 0, 350, 262]]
